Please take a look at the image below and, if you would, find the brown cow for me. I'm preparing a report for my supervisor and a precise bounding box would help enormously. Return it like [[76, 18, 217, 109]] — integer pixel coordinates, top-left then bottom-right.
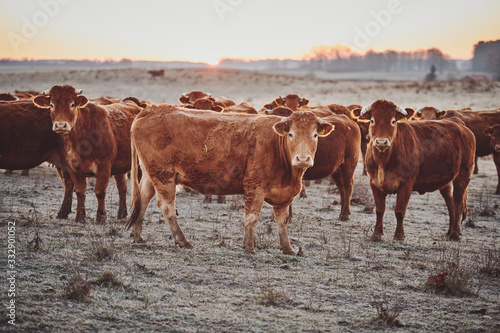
[[265, 106, 360, 219], [33, 85, 142, 223], [126, 106, 334, 254], [0, 93, 19, 102], [484, 124, 500, 194], [415, 106, 500, 175], [352, 99, 475, 241], [147, 69, 164, 78], [179, 91, 235, 108], [222, 102, 258, 114]]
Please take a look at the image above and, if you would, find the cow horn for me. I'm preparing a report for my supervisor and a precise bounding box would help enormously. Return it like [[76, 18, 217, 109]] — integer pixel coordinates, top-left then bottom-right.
[[359, 105, 372, 116], [280, 117, 290, 123], [75, 89, 83, 95], [396, 105, 408, 115], [316, 117, 324, 124], [42, 90, 50, 95], [205, 92, 212, 97], [181, 92, 189, 97]]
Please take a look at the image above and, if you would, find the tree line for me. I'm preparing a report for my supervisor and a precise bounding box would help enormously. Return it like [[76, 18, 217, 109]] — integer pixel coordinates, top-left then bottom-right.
[[301, 45, 453, 73], [472, 40, 500, 78]]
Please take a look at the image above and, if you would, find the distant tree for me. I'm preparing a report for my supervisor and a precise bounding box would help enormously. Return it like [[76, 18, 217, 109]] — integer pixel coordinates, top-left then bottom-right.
[[472, 40, 500, 72], [425, 64, 437, 81]]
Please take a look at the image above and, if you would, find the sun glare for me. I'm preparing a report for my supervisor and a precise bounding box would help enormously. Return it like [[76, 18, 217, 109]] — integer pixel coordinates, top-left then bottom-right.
[[206, 58, 220, 66]]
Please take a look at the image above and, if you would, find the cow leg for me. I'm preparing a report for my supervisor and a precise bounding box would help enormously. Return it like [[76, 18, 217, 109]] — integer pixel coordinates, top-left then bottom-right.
[[243, 192, 265, 254], [299, 180, 308, 198], [114, 173, 128, 219], [493, 153, 500, 195], [72, 175, 87, 223], [21, 169, 29, 176], [394, 185, 412, 240], [94, 168, 111, 224], [331, 166, 354, 221], [155, 181, 192, 248], [203, 195, 212, 203], [217, 195, 226, 204], [361, 142, 368, 176], [57, 168, 74, 219], [129, 173, 156, 243], [473, 155, 479, 175], [439, 183, 455, 236], [370, 182, 386, 241], [449, 171, 472, 241], [273, 205, 294, 255]]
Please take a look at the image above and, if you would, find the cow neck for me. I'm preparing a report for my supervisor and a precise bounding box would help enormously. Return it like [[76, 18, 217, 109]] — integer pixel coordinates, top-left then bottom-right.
[[60, 107, 91, 154], [277, 135, 305, 185]]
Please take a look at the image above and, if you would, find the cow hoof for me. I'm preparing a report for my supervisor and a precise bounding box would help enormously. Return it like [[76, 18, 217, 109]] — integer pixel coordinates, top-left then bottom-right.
[[117, 210, 127, 219], [282, 250, 295, 255], [75, 217, 86, 224], [448, 233, 461, 241], [133, 236, 146, 243], [244, 248, 256, 254], [217, 197, 226, 204], [57, 211, 70, 219], [96, 215, 107, 224], [393, 234, 405, 241], [177, 240, 193, 249], [339, 215, 349, 221], [371, 233, 383, 242]]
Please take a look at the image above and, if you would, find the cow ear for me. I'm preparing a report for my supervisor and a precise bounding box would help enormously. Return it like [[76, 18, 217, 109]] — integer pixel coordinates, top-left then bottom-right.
[[437, 110, 447, 119], [213, 105, 224, 112], [413, 110, 422, 119], [405, 108, 415, 119], [484, 127, 493, 136], [33, 95, 51, 108], [351, 108, 370, 122], [275, 97, 285, 106], [273, 120, 290, 136], [208, 97, 216, 102], [179, 95, 189, 104], [76, 95, 89, 108], [318, 123, 334, 137], [300, 98, 310, 107], [396, 108, 414, 122]]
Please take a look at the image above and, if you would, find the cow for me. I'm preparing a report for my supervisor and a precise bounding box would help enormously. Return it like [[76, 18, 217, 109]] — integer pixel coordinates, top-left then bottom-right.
[[484, 124, 500, 194], [352, 99, 475, 241], [0, 93, 19, 102], [414, 106, 500, 175], [126, 106, 334, 254], [222, 102, 258, 114], [33, 85, 143, 223], [147, 69, 164, 78], [179, 91, 235, 108], [264, 106, 360, 218]]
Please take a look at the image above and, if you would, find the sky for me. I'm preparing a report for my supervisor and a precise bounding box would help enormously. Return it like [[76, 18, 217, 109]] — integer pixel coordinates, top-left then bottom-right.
[[1, 0, 499, 63]]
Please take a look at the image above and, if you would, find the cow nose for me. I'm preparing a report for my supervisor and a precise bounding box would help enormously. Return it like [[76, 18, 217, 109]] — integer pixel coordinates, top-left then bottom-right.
[[53, 121, 70, 133], [293, 154, 313, 168], [495, 144, 500, 153], [374, 138, 390, 147]]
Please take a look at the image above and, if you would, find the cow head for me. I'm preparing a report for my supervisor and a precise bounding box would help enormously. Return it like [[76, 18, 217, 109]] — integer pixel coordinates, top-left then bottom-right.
[[0, 93, 19, 102], [484, 125, 500, 153], [414, 106, 446, 120], [274, 94, 307, 111], [33, 85, 88, 134], [352, 99, 414, 153], [264, 106, 293, 117], [273, 111, 334, 168], [192, 97, 224, 112], [179, 91, 211, 105]]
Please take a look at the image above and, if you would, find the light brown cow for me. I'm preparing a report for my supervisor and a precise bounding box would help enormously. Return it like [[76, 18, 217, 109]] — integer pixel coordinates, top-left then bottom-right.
[[126, 106, 334, 254], [415, 106, 500, 175], [179, 91, 235, 108], [484, 124, 500, 194], [265, 106, 361, 220], [222, 102, 258, 114], [33, 85, 143, 223], [353, 99, 475, 241]]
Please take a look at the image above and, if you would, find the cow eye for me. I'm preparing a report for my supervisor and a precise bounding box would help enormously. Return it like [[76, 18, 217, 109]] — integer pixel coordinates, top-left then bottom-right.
[[313, 133, 318, 139], [370, 118, 375, 125], [391, 118, 396, 126], [50, 103, 54, 108], [70, 103, 75, 108]]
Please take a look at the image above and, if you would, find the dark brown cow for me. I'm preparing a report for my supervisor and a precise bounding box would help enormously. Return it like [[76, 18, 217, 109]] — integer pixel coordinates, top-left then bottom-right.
[[352, 99, 475, 241], [0, 93, 19, 101], [484, 124, 500, 194], [33, 85, 142, 223], [126, 106, 334, 254], [415, 106, 500, 175], [147, 69, 164, 78], [265, 107, 360, 219]]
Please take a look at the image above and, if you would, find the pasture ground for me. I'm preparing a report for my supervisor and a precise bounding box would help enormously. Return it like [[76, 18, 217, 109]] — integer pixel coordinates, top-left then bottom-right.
[[0, 68, 499, 332]]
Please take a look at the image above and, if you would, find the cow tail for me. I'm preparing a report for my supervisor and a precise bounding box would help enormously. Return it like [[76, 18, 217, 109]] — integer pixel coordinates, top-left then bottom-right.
[[126, 138, 141, 230]]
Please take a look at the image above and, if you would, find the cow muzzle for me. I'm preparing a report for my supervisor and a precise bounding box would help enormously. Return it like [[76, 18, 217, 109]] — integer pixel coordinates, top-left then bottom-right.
[[495, 144, 500, 153], [292, 154, 314, 168], [373, 138, 391, 152], [53, 121, 71, 134]]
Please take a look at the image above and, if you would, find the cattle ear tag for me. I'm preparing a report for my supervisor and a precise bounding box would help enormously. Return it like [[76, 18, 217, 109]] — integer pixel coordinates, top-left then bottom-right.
[[318, 128, 325, 135], [399, 117, 407, 123]]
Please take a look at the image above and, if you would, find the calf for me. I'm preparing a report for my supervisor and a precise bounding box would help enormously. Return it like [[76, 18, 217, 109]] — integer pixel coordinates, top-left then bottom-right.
[[33, 85, 142, 223], [484, 124, 500, 194], [353, 100, 475, 241], [126, 106, 334, 254]]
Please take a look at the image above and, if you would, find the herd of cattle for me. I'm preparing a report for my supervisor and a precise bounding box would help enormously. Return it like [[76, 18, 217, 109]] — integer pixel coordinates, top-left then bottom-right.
[[1, 86, 499, 254]]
